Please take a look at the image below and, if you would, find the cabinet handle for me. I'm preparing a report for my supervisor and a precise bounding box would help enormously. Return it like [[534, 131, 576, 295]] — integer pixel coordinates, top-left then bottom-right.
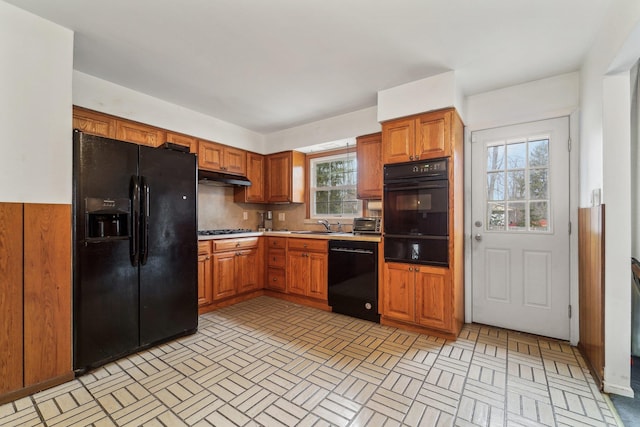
[[236, 242, 241, 247], [273, 277, 277, 282], [408, 267, 413, 272], [303, 244, 308, 248], [272, 257, 276, 261], [415, 155, 420, 160], [206, 256, 210, 260], [409, 155, 414, 161], [415, 267, 420, 272]]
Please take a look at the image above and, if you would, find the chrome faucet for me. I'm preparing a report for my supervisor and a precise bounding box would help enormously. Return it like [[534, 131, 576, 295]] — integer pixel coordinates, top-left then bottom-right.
[[317, 219, 331, 231]]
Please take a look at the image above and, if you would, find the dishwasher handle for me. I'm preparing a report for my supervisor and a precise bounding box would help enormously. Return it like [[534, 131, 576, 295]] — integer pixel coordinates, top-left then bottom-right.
[[330, 247, 374, 255]]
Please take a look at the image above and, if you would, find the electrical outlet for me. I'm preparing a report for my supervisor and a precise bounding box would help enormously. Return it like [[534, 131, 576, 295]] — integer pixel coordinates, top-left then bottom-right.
[[278, 212, 285, 221], [243, 211, 248, 220]]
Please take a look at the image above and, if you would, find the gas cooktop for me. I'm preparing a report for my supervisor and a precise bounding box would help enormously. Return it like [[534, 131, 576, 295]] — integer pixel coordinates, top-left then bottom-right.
[[198, 228, 254, 236]]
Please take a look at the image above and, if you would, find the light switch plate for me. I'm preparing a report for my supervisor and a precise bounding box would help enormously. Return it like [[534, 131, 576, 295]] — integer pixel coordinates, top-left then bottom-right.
[[243, 211, 248, 220], [278, 212, 285, 221]]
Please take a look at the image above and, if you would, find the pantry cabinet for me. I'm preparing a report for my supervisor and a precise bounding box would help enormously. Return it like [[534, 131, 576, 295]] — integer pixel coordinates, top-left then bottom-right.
[[382, 262, 451, 332], [266, 151, 305, 203], [382, 108, 461, 164], [198, 139, 247, 176], [235, 152, 266, 203], [286, 238, 327, 300], [356, 132, 382, 199]]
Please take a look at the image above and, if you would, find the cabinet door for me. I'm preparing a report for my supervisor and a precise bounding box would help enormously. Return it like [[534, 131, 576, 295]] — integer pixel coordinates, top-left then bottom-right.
[[167, 132, 197, 154], [356, 133, 382, 199], [225, 146, 247, 176], [415, 112, 449, 159], [382, 262, 415, 322], [267, 152, 291, 203], [198, 140, 225, 171], [116, 121, 164, 147], [197, 252, 212, 306], [73, 108, 116, 138], [308, 252, 328, 300], [287, 251, 308, 296], [236, 153, 265, 203], [383, 118, 415, 164], [415, 266, 451, 331], [212, 251, 237, 300], [0, 203, 23, 394], [237, 249, 262, 293]]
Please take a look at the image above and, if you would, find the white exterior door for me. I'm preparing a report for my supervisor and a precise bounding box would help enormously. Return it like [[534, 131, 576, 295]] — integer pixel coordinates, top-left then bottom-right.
[[471, 117, 570, 340]]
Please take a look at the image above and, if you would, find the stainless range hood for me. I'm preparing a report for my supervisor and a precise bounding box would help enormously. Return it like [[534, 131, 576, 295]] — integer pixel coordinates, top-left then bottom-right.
[[198, 169, 251, 187]]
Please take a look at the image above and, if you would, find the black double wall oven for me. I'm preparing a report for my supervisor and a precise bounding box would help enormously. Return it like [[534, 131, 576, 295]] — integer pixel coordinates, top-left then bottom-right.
[[384, 158, 449, 266]]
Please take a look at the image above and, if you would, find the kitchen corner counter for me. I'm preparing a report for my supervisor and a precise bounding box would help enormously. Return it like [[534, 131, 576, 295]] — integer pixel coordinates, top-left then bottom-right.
[[198, 231, 381, 242]]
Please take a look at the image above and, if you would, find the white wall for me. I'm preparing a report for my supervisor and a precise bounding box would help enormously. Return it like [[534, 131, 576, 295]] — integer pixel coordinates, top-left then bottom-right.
[[0, 1, 73, 204], [73, 71, 265, 154], [464, 73, 581, 345], [580, 0, 640, 397], [264, 106, 380, 153], [377, 71, 464, 123]]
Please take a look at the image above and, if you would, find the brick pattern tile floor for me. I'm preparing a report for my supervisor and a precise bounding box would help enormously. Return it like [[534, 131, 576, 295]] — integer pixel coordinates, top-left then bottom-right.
[[0, 296, 620, 426]]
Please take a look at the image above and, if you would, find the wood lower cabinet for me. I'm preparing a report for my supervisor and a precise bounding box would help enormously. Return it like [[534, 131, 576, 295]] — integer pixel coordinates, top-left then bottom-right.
[[382, 108, 461, 164], [267, 151, 305, 203], [0, 203, 72, 404], [209, 237, 263, 302], [266, 237, 287, 292], [197, 242, 212, 306], [382, 262, 453, 336], [286, 239, 328, 300], [235, 152, 266, 203], [356, 132, 382, 199]]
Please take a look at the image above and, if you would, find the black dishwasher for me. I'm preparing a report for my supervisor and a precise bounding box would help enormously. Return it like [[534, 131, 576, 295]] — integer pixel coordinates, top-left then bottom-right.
[[328, 240, 379, 323]]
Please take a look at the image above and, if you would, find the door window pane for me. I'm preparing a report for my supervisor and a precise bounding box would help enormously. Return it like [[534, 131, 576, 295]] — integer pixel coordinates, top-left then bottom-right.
[[507, 170, 525, 200], [484, 135, 552, 233], [487, 202, 505, 231], [487, 145, 505, 171], [530, 201, 549, 231], [487, 172, 505, 201]]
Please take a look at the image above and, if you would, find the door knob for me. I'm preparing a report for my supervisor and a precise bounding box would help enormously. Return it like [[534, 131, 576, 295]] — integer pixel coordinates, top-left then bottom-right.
[[474, 233, 482, 242]]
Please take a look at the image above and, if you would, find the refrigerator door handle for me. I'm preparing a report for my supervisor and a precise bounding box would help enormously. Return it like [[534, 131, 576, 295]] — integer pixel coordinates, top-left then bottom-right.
[[130, 175, 140, 266], [140, 176, 150, 265]]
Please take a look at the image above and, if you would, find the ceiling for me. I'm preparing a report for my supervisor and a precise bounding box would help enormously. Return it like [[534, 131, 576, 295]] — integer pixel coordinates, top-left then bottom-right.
[[8, 0, 613, 134]]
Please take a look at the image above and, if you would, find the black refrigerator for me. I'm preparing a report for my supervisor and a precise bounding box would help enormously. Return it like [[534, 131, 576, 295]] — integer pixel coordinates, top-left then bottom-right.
[[72, 131, 198, 374]]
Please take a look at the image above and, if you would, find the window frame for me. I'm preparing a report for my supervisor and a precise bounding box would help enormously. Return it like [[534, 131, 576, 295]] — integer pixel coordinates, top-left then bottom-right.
[[306, 148, 362, 220]]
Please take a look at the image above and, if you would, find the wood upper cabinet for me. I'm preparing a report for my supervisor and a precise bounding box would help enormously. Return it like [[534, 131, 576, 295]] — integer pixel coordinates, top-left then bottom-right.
[[197, 242, 212, 306], [210, 237, 263, 302], [235, 152, 266, 203], [73, 107, 116, 138], [382, 262, 451, 333], [383, 108, 460, 164], [356, 132, 382, 199], [267, 151, 305, 203], [198, 139, 247, 176], [116, 120, 165, 147], [286, 239, 328, 300], [167, 132, 197, 154]]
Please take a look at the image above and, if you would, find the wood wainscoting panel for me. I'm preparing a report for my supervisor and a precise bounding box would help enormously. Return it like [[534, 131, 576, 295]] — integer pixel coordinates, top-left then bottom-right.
[[23, 203, 72, 387], [0, 203, 24, 395], [578, 204, 605, 389]]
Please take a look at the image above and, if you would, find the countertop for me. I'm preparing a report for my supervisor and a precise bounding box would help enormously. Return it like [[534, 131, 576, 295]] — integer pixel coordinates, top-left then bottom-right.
[[198, 231, 382, 243]]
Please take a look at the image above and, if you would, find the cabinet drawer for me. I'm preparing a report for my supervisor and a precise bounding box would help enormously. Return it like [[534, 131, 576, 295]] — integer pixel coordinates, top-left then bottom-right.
[[288, 238, 327, 252], [198, 241, 211, 255], [266, 268, 286, 292], [267, 237, 286, 249], [267, 249, 286, 268], [213, 237, 259, 252]]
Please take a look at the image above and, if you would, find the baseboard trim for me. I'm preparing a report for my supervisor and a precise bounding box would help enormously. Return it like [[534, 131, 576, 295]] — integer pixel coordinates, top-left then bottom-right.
[[0, 371, 74, 405]]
